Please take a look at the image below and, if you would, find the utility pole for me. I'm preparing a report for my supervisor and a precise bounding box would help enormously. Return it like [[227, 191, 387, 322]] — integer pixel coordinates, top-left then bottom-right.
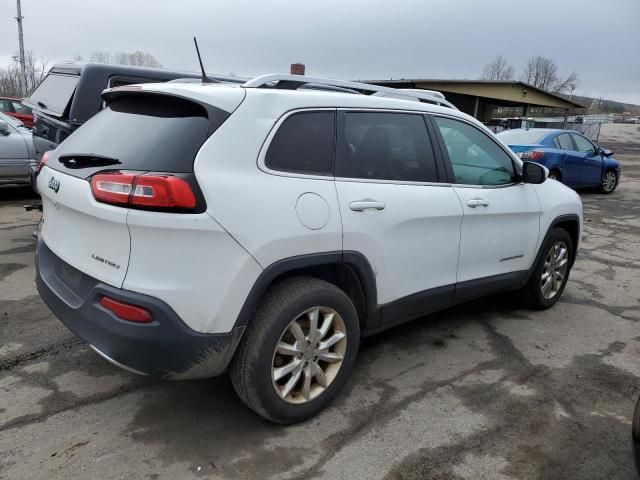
[[15, 0, 28, 96]]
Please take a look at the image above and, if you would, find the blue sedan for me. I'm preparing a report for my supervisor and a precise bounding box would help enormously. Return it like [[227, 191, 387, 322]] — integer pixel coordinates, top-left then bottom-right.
[[497, 128, 621, 193]]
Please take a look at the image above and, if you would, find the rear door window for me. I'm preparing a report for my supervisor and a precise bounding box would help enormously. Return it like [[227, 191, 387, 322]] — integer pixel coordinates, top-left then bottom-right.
[[26, 74, 80, 116], [556, 133, 574, 151], [48, 95, 224, 178], [335, 112, 438, 182], [265, 111, 335, 175]]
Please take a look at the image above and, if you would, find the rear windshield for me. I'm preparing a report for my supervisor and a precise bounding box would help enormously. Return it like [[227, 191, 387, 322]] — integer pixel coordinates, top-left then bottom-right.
[[27, 74, 80, 116], [49, 95, 216, 178], [496, 129, 547, 145]]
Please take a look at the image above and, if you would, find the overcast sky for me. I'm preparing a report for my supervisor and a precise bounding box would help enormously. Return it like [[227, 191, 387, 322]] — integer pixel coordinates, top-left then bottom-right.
[[1, 0, 638, 104]]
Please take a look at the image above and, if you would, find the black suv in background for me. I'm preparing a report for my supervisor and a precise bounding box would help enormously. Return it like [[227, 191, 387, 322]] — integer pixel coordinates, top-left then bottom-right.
[[23, 62, 240, 159]]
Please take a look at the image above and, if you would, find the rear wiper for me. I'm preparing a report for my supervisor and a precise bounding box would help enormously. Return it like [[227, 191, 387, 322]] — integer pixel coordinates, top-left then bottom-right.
[[59, 154, 121, 169]]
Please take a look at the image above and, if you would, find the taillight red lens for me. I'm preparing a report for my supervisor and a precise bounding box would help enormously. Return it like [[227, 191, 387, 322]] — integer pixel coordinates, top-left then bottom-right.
[[36, 150, 52, 175], [90, 172, 196, 211], [521, 150, 545, 161], [91, 172, 137, 205], [99, 296, 152, 323], [131, 175, 196, 209]]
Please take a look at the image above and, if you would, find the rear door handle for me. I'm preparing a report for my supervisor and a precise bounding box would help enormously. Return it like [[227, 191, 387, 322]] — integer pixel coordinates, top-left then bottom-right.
[[466, 198, 489, 208], [349, 200, 386, 211]]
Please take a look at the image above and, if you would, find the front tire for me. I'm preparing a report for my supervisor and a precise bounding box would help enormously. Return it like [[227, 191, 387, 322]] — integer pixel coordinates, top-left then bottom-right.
[[600, 170, 618, 194], [230, 276, 360, 423], [521, 228, 573, 310]]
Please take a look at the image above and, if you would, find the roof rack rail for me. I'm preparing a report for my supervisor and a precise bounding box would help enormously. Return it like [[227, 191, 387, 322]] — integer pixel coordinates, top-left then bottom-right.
[[242, 74, 457, 109]]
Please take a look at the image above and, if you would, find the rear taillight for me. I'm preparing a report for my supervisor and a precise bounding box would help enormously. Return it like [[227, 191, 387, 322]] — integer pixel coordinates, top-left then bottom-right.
[[521, 150, 545, 161], [36, 150, 51, 175], [99, 296, 152, 323], [91, 172, 196, 211]]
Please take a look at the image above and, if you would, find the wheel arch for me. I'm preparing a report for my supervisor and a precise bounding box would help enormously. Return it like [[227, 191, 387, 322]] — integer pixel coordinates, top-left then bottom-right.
[[234, 251, 380, 333], [525, 214, 580, 286]]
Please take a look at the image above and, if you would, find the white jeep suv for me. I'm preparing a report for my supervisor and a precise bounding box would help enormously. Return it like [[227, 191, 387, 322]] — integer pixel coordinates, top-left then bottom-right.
[[35, 74, 582, 423]]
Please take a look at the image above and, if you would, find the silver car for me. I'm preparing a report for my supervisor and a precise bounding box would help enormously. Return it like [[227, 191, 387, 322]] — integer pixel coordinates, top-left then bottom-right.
[[0, 112, 37, 186]]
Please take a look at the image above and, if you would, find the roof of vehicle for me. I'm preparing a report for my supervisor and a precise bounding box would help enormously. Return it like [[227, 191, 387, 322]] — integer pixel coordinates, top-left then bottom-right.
[[0, 96, 23, 101], [0, 111, 26, 129], [104, 73, 470, 121]]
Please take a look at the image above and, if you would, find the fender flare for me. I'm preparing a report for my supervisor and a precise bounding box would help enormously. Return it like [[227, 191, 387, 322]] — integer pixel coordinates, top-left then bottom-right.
[[522, 213, 581, 286], [233, 251, 379, 330]]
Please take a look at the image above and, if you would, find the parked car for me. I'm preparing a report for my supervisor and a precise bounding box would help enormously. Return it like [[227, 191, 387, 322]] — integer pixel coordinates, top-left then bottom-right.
[[0, 96, 34, 128], [0, 112, 37, 186], [497, 128, 620, 193], [35, 74, 583, 423], [23, 62, 242, 160]]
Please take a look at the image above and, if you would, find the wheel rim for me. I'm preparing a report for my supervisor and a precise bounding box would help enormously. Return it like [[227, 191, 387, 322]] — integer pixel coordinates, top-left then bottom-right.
[[541, 241, 569, 300], [271, 306, 347, 404], [602, 171, 616, 192]]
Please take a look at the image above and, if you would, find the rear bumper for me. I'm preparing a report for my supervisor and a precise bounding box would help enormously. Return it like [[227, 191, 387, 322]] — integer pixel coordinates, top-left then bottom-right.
[[35, 238, 244, 379]]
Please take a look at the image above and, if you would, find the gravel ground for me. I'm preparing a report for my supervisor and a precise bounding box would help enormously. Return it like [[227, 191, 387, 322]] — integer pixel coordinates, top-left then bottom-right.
[[1, 123, 639, 479]]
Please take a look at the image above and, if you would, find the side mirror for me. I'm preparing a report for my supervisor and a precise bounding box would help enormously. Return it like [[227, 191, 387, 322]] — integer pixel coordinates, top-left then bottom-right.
[[522, 161, 548, 184], [0, 120, 10, 135], [599, 147, 614, 157]]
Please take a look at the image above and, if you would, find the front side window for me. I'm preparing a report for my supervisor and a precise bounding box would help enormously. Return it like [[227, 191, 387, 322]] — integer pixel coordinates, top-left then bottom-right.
[[434, 116, 515, 186], [556, 133, 574, 151], [265, 111, 335, 175], [0, 99, 10, 112], [335, 112, 438, 182], [11, 101, 32, 114], [572, 134, 595, 154]]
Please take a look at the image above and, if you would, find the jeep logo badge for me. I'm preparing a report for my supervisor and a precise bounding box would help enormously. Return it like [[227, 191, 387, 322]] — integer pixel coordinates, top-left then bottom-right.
[[48, 176, 60, 193]]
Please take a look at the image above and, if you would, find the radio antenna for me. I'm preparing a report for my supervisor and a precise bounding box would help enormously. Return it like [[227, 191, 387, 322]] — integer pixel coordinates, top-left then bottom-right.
[[193, 37, 217, 83]]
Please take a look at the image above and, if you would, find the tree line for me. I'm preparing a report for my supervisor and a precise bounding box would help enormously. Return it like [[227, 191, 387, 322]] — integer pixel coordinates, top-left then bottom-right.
[[481, 55, 578, 95]]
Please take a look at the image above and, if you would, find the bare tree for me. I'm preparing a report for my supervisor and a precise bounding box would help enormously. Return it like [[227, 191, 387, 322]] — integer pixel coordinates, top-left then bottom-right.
[[89, 51, 162, 68], [481, 55, 515, 81], [521, 56, 578, 94], [0, 51, 48, 97]]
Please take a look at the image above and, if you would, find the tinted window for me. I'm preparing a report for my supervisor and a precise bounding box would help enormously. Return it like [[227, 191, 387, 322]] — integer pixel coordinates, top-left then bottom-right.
[[572, 134, 595, 153], [49, 95, 216, 178], [265, 111, 335, 175], [496, 129, 547, 144], [556, 133, 574, 151], [26, 73, 80, 116], [335, 112, 437, 182], [435, 116, 515, 186], [0, 99, 10, 112], [11, 101, 31, 114]]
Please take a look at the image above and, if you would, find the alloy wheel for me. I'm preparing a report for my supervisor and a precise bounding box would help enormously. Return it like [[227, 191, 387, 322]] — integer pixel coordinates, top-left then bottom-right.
[[541, 241, 569, 300], [271, 306, 347, 404], [602, 171, 616, 192]]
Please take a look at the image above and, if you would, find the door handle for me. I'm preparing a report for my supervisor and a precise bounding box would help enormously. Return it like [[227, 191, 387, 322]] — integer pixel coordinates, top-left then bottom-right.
[[349, 200, 386, 211], [466, 198, 489, 208]]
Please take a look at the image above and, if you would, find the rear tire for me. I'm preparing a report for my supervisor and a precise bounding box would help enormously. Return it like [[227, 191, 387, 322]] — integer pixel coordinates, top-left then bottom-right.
[[548, 169, 561, 181], [230, 276, 360, 424], [600, 169, 618, 194], [521, 228, 573, 310]]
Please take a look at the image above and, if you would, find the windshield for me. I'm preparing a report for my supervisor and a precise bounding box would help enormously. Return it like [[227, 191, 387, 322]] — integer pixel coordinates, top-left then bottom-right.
[[496, 129, 547, 145], [26, 73, 80, 116]]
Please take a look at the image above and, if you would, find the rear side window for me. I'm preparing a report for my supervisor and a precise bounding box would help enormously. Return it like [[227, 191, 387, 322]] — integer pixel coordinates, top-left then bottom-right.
[[12, 101, 31, 114], [336, 112, 438, 182], [26, 74, 79, 116], [265, 111, 335, 175], [434, 116, 515, 186], [50, 95, 218, 178], [556, 133, 574, 151]]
